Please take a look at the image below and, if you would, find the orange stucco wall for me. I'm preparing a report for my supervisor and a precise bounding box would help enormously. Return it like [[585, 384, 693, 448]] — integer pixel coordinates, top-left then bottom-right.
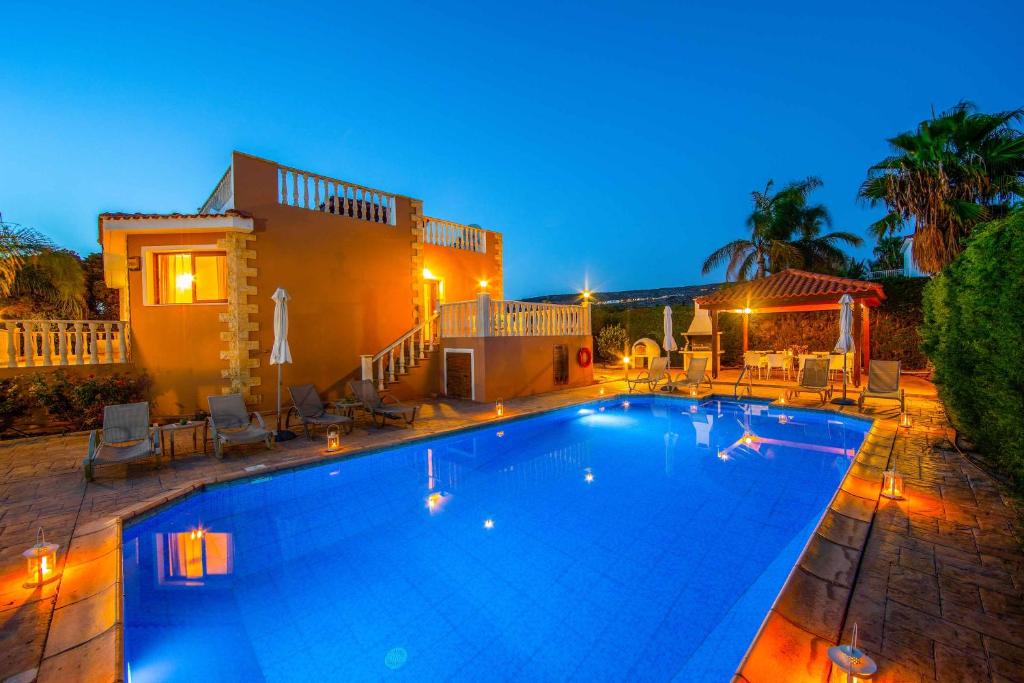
[[423, 240, 502, 303], [441, 334, 594, 402], [125, 232, 229, 415]]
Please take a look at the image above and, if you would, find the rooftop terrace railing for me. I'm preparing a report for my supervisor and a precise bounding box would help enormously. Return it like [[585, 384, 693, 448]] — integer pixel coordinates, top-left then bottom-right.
[[1, 320, 130, 368], [440, 294, 590, 338], [866, 268, 906, 280], [422, 217, 487, 253], [276, 164, 397, 225]]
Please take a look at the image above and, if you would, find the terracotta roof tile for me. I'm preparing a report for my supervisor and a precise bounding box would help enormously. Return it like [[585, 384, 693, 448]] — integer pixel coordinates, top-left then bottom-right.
[[694, 269, 886, 308], [99, 209, 251, 220]]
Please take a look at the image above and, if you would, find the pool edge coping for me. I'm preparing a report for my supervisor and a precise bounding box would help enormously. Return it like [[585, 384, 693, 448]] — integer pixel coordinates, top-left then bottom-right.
[[37, 391, 885, 682]]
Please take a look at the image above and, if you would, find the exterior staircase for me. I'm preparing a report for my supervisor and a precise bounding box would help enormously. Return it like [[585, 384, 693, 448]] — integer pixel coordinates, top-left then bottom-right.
[[359, 312, 441, 397]]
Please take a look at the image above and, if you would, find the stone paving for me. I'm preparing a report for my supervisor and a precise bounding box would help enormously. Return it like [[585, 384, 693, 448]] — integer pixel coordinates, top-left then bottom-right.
[[1, 374, 1022, 682]]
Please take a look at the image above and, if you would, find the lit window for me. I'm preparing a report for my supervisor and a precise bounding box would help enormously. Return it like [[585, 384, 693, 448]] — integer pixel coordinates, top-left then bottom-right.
[[154, 251, 227, 304]]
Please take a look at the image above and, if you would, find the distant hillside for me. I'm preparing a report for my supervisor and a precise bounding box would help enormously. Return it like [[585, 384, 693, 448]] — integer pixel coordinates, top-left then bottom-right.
[[523, 283, 725, 308]]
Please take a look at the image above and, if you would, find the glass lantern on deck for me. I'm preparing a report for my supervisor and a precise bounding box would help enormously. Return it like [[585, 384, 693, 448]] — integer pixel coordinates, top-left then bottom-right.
[[326, 425, 341, 452], [23, 528, 59, 587], [495, 399, 504, 417], [881, 469, 904, 500]]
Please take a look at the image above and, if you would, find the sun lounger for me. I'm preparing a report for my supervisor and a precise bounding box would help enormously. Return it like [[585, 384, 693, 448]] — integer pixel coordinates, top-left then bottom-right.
[[627, 356, 670, 392], [787, 358, 832, 404], [208, 393, 273, 458], [287, 384, 354, 439], [664, 357, 712, 394], [84, 402, 161, 481], [858, 360, 905, 412], [347, 380, 418, 428]]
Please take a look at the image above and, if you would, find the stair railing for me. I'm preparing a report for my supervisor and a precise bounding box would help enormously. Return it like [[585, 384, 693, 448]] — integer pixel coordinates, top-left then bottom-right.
[[360, 311, 440, 390]]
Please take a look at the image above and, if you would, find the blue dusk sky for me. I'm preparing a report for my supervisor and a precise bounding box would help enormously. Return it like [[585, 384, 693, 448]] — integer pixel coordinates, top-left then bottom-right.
[[1, 1, 1021, 298]]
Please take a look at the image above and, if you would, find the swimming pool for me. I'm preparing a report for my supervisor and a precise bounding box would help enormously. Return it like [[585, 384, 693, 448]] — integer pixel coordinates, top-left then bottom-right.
[[122, 396, 869, 682]]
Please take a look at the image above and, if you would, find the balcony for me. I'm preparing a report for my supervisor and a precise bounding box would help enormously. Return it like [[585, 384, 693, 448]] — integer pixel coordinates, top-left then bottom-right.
[[0, 320, 130, 368]]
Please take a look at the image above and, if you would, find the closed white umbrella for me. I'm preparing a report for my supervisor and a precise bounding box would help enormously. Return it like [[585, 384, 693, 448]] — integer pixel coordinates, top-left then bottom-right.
[[662, 305, 679, 368], [832, 294, 855, 405], [270, 288, 295, 439]]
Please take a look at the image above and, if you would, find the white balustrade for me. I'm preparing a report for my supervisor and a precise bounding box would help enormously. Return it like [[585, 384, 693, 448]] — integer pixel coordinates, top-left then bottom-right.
[[422, 217, 487, 253], [277, 164, 397, 226], [361, 312, 440, 391], [0, 321, 130, 368], [440, 294, 591, 339]]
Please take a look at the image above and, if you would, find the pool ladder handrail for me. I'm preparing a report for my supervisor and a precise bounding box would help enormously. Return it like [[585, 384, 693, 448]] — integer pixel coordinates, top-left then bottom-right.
[[733, 365, 753, 399]]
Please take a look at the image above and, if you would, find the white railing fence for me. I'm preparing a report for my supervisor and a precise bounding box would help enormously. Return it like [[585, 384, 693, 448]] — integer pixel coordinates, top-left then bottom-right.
[[866, 268, 906, 280], [199, 166, 234, 214], [361, 312, 440, 390], [277, 165, 397, 226], [440, 294, 590, 338], [422, 217, 486, 253], [0, 320, 130, 368]]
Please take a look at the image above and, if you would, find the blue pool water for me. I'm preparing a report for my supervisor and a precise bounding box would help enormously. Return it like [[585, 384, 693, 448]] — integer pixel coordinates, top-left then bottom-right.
[[122, 396, 869, 682]]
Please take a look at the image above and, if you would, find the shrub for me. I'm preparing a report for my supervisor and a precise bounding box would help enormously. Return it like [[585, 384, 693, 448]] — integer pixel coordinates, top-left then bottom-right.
[[30, 371, 151, 431], [922, 210, 1024, 487], [0, 377, 31, 432], [595, 324, 629, 362]]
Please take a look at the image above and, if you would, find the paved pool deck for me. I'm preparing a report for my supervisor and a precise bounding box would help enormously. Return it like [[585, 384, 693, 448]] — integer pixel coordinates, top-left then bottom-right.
[[1, 375, 1021, 682]]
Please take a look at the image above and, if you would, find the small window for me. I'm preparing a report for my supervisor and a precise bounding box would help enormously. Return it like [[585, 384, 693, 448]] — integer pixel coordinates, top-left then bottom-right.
[[553, 345, 569, 385], [154, 251, 227, 304]]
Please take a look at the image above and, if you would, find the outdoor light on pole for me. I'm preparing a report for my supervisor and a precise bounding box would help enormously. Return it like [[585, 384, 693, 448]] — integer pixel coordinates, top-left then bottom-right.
[[622, 356, 631, 381]]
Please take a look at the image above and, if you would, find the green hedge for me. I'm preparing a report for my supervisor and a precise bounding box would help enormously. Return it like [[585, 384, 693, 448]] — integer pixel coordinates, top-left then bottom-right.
[[922, 210, 1024, 487]]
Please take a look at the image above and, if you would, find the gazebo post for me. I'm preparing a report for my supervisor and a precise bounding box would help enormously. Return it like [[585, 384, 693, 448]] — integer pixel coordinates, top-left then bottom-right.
[[742, 312, 749, 353], [853, 304, 863, 387], [861, 304, 871, 387], [710, 309, 720, 379]]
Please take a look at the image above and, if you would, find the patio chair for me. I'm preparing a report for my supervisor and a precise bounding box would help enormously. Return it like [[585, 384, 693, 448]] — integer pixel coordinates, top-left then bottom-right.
[[787, 358, 832, 404], [84, 402, 161, 481], [664, 357, 712, 394], [627, 356, 670, 392], [743, 351, 766, 379], [287, 384, 354, 439], [207, 393, 273, 458], [347, 380, 418, 428], [765, 353, 790, 381], [858, 360, 905, 413]]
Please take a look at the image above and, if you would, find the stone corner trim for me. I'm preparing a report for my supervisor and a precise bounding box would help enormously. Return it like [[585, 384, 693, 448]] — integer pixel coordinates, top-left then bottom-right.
[[734, 419, 896, 683], [217, 233, 260, 405]]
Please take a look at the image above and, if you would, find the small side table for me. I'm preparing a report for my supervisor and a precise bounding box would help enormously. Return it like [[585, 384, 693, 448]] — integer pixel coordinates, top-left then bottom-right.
[[331, 400, 363, 419], [160, 421, 207, 459]]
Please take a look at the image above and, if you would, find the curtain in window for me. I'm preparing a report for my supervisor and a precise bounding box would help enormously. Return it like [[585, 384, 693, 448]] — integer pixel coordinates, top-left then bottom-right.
[[157, 253, 194, 304]]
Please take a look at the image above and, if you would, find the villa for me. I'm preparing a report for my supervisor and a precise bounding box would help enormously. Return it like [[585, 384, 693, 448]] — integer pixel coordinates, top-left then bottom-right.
[[91, 151, 593, 415]]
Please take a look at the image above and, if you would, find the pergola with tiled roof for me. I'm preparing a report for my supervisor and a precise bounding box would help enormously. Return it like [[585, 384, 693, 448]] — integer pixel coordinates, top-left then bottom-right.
[[694, 269, 886, 384]]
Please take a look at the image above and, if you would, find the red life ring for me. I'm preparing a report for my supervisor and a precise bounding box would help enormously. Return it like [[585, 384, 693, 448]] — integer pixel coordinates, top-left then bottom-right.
[[576, 347, 592, 368]]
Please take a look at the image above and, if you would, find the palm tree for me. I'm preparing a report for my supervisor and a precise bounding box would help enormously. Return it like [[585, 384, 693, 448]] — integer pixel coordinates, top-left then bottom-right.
[[702, 177, 862, 280], [871, 235, 904, 272], [860, 102, 1024, 273], [0, 213, 52, 297], [3, 249, 87, 319]]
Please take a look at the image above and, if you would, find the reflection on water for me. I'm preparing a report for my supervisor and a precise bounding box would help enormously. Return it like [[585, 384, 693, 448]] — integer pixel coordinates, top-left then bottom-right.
[[123, 396, 869, 683]]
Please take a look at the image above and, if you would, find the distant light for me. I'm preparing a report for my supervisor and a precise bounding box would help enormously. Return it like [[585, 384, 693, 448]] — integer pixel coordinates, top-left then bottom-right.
[[622, 400, 630, 409], [496, 430, 504, 438], [598, 387, 605, 395], [743, 307, 752, 314], [584, 468, 594, 484], [622, 356, 631, 365], [717, 450, 730, 461], [582, 289, 592, 299], [483, 518, 495, 529]]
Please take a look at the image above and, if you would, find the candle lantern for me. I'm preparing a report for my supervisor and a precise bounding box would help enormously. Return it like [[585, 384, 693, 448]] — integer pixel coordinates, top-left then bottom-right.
[[495, 399, 504, 417], [23, 528, 59, 587], [881, 469, 904, 500], [778, 392, 787, 406], [326, 425, 341, 452], [689, 386, 697, 398], [828, 623, 877, 683], [899, 411, 912, 429]]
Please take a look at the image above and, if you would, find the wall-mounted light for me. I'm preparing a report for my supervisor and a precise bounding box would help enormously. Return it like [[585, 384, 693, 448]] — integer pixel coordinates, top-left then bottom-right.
[[478, 279, 489, 290], [23, 528, 59, 587]]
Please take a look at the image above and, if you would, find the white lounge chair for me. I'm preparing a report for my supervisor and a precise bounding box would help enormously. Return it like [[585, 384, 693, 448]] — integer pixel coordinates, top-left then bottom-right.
[[208, 393, 273, 458], [84, 402, 161, 481]]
